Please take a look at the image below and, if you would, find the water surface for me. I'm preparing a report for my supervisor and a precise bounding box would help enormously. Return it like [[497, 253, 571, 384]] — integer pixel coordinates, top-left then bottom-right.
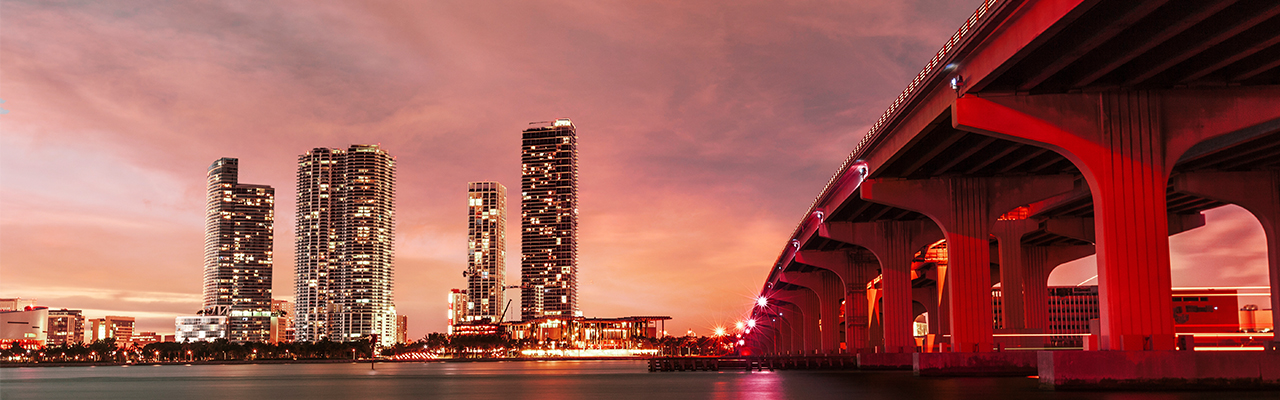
[[4, 360, 1277, 399]]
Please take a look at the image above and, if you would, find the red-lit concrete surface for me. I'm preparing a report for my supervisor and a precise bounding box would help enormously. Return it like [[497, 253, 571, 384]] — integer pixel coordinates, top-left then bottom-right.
[[780, 270, 844, 353], [1039, 351, 1280, 390], [744, 0, 1280, 388]]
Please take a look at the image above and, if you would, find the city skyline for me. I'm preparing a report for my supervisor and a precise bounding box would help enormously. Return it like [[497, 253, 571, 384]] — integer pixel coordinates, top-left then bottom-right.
[[1, 0, 1272, 339]]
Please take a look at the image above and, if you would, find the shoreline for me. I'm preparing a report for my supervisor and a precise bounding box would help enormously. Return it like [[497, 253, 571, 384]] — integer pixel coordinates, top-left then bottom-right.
[[0, 356, 662, 369]]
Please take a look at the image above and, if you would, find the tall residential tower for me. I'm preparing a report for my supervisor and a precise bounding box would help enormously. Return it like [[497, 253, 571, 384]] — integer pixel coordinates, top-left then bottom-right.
[[203, 158, 274, 342], [294, 145, 397, 346], [520, 119, 579, 320], [466, 181, 506, 322]]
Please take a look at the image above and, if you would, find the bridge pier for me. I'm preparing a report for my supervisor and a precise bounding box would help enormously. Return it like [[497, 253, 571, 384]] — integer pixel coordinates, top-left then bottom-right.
[[822, 220, 942, 353], [772, 299, 811, 354], [773, 304, 801, 355], [1174, 170, 1280, 342], [1038, 350, 1280, 389], [862, 175, 1075, 352], [781, 270, 844, 353], [954, 90, 1279, 351], [992, 218, 1039, 331], [1021, 244, 1094, 331], [795, 249, 877, 352]]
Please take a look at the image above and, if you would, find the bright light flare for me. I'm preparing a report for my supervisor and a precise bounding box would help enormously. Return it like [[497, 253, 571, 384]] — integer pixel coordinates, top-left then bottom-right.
[[735, 321, 745, 331], [756, 297, 768, 308], [747, 319, 757, 328], [714, 327, 727, 337]]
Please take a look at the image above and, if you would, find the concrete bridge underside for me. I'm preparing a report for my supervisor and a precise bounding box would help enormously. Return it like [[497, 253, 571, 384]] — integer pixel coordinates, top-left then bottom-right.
[[747, 0, 1280, 389]]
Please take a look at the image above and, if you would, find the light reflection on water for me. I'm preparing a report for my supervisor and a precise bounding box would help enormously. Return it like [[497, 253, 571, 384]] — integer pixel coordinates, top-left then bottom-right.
[[2, 360, 1279, 400]]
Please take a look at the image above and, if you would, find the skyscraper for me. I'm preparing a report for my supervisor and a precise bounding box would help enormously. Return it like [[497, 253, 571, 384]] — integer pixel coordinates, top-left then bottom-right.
[[520, 119, 579, 320], [294, 145, 397, 346], [466, 182, 506, 323], [204, 158, 274, 342]]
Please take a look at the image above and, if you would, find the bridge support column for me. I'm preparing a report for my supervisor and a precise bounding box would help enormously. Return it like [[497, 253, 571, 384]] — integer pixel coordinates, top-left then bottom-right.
[[781, 270, 844, 353], [1022, 245, 1095, 331], [992, 219, 1039, 330], [822, 220, 943, 353], [772, 294, 818, 354], [954, 90, 1280, 350], [862, 176, 1074, 352], [772, 305, 801, 355], [795, 249, 877, 352], [755, 319, 781, 355], [1174, 170, 1280, 342]]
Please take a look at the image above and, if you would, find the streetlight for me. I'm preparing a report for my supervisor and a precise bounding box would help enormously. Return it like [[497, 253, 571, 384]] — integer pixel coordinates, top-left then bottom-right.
[[756, 297, 768, 308]]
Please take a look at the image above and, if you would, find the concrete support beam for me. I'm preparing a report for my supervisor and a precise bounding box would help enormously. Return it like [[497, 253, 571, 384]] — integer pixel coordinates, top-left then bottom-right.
[[781, 270, 844, 353], [1173, 170, 1280, 341], [796, 249, 877, 351], [821, 220, 944, 352], [771, 292, 819, 354], [1038, 351, 1280, 389], [954, 88, 1280, 350], [1022, 244, 1095, 331], [992, 219, 1039, 330], [862, 175, 1075, 352], [914, 352, 1038, 377]]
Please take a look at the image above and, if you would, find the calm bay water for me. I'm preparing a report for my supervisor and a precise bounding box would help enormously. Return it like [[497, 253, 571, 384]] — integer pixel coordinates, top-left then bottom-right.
[[4, 360, 1279, 400]]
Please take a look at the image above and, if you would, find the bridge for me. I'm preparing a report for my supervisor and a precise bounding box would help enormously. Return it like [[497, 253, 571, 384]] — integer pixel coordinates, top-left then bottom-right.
[[741, 0, 1280, 389]]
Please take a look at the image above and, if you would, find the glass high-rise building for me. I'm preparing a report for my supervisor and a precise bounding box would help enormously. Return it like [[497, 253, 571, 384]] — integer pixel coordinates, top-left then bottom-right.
[[294, 145, 397, 346], [466, 181, 506, 323], [520, 119, 579, 320], [204, 158, 274, 343]]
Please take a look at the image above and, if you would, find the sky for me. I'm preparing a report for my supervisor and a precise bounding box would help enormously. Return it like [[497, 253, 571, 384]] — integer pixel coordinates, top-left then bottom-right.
[[0, 0, 1270, 340]]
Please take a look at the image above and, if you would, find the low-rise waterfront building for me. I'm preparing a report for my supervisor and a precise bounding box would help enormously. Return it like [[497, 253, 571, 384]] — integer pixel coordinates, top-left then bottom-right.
[[45, 309, 85, 347], [175, 316, 229, 343]]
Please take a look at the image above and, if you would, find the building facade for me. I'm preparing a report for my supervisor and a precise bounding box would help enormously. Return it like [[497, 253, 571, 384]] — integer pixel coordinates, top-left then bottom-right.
[[448, 289, 468, 335], [396, 315, 409, 344], [132, 332, 174, 346], [520, 119, 579, 320], [271, 299, 295, 343], [295, 145, 397, 346], [88, 316, 135, 345], [466, 181, 507, 323], [176, 316, 229, 343], [204, 158, 274, 343], [46, 309, 85, 346], [0, 300, 47, 349]]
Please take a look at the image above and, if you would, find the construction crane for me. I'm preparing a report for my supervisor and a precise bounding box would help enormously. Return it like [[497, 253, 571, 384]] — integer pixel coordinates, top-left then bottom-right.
[[497, 284, 525, 322]]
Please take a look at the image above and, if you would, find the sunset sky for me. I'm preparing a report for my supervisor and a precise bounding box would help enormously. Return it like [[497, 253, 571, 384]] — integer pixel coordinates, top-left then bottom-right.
[[1, 0, 1270, 339]]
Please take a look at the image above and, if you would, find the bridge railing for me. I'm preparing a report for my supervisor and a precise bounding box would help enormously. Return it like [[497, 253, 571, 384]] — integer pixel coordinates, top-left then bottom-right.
[[789, 0, 1008, 244]]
